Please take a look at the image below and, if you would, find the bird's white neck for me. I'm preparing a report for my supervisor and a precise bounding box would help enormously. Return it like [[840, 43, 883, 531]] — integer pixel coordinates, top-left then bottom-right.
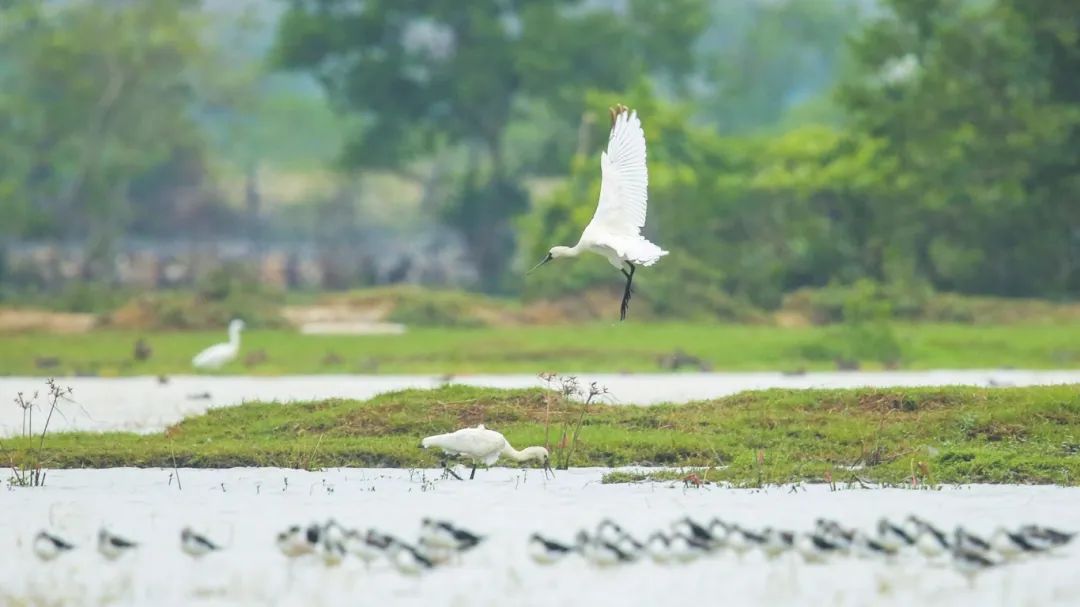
[[501, 443, 545, 462], [228, 327, 242, 346], [501, 443, 529, 461]]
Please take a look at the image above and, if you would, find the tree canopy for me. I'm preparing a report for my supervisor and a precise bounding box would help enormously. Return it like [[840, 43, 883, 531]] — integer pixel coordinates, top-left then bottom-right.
[[1, 0, 1077, 309]]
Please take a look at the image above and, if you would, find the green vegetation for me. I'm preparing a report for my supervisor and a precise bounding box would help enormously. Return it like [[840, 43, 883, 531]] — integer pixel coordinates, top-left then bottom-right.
[[4, 385, 1079, 485], [3, 322, 1080, 377], [5, 0, 1075, 310]]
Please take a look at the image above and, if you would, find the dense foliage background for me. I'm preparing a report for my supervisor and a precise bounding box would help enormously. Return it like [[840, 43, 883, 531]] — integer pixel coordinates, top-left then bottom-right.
[[1, 0, 1076, 315]]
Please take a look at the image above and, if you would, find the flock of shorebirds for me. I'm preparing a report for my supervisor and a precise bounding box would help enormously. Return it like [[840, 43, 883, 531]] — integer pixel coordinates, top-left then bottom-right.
[[30, 518, 485, 577], [528, 516, 1076, 580], [31, 515, 1074, 582]]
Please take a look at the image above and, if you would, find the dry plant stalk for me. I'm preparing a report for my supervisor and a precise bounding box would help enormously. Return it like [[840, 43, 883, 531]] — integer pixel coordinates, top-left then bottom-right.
[[6, 379, 72, 487], [561, 381, 608, 470], [538, 372, 558, 450]]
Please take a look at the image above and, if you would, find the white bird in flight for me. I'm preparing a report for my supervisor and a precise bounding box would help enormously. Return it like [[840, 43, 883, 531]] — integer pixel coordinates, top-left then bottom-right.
[[191, 319, 245, 370], [421, 424, 552, 480], [529, 104, 668, 320]]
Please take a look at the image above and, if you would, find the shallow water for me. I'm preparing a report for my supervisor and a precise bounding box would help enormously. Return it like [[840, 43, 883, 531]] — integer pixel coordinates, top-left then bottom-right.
[[1, 467, 1077, 606], [1, 370, 1079, 436]]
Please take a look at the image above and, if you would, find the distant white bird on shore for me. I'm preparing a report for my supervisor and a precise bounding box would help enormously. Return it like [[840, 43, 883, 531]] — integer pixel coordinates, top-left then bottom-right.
[[527, 104, 668, 321], [33, 531, 75, 562], [192, 319, 245, 370], [421, 424, 552, 480]]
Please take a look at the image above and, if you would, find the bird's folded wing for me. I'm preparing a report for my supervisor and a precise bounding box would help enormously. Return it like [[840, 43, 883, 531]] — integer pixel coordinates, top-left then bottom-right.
[[430, 427, 506, 456], [590, 109, 648, 235]]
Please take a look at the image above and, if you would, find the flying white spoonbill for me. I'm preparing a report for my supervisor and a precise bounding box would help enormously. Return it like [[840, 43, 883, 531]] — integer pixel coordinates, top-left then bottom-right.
[[528, 104, 668, 320], [421, 424, 552, 480], [192, 319, 245, 370]]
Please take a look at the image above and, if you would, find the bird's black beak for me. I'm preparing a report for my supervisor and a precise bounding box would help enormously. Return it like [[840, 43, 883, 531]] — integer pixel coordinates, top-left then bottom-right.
[[526, 252, 553, 275], [543, 460, 555, 480]]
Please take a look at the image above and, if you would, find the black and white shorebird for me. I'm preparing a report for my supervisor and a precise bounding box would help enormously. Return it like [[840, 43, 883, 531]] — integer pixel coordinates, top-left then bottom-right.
[[98, 528, 138, 561], [1018, 524, 1075, 550], [952, 534, 998, 584], [668, 532, 711, 562], [420, 518, 485, 553], [528, 533, 577, 565], [794, 532, 843, 564], [876, 518, 916, 551], [276, 523, 320, 558], [33, 531, 75, 562], [760, 528, 796, 559], [851, 531, 898, 560], [706, 518, 735, 550], [731, 525, 769, 556], [672, 517, 716, 551], [595, 519, 643, 557], [815, 518, 855, 547], [645, 532, 674, 564], [953, 526, 992, 552], [644, 531, 707, 563], [343, 529, 389, 568], [419, 518, 484, 564], [181, 527, 221, 559], [386, 537, 436, 575], [989, 526, 1050, 559], [320, 536, 347, 567], [907, 516, 950, 559], [576, 530, 635, 567]]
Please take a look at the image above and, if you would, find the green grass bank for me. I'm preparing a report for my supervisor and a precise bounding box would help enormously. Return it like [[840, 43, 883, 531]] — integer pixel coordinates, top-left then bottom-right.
[[5, 384, 1079, 486], [3, 322, 1080, 376]]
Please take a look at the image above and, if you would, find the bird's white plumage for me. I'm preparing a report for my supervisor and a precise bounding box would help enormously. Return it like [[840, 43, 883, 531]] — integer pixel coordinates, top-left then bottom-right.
[[582, 108, 667, 268], [593, 110, 649, 235], [538, 107, 667, 272], [422, 425, 508, 466], [192, 319, 244, 370]]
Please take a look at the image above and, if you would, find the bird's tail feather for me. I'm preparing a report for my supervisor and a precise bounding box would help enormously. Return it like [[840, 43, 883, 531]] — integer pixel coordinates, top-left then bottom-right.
[[622, 238, 668, 266]]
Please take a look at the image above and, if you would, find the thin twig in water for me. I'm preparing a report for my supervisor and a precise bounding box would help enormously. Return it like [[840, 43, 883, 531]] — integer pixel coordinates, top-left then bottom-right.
[[302, 434, 326, 470], [169, 441, 182, 491]]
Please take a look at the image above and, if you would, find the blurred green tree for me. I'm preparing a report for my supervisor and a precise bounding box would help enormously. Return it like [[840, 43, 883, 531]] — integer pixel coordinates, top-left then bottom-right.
[[0, 0, 221, 261], [274, 0, 708, 292], [839, 0, 1080, 296]]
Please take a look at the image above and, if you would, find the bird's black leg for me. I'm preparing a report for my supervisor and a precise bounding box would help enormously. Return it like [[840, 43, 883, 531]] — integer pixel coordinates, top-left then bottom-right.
[[469, 463, 478, 480], [619, 263, 636, 321], [441, 457, 463, 481]]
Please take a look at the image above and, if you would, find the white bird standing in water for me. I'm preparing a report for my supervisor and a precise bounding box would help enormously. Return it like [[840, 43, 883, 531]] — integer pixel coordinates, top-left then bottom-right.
[[192, 319, 245, 370], [421, 424, 552, 480], [528, 104, 668, 321]]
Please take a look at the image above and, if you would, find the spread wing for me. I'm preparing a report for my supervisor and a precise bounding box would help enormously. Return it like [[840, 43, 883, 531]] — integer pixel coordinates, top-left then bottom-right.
[[589, 106, 648, 236]]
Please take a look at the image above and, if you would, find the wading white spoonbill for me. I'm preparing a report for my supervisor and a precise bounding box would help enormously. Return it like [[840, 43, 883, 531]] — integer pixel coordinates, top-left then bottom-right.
[[528, 104, 668, 320], [192, 319, 245, 370], [421, 424, 552, 480]]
